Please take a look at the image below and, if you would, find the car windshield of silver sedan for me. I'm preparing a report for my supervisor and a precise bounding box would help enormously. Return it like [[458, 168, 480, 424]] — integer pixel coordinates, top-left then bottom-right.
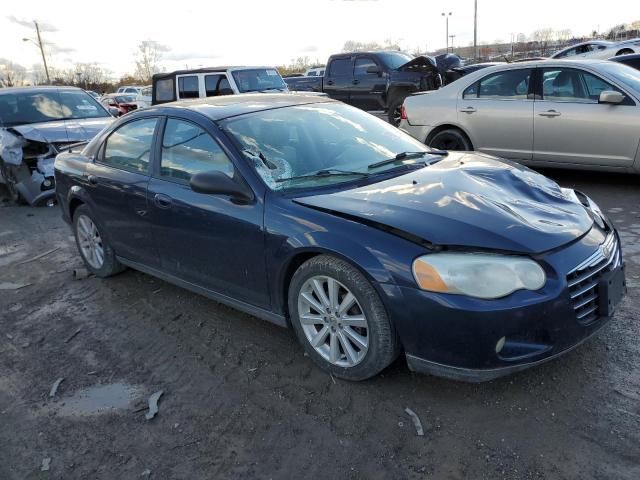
[[0, 90, 109, 127], [221, 102, 437, 190]]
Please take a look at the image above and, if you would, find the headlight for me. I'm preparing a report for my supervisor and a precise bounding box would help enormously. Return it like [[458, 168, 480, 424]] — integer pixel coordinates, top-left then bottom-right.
[[412, 253, 546, 299]]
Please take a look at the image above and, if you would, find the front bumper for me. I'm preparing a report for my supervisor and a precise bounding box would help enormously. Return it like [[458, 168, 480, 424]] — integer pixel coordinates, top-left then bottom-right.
[[380, 228, 625, 382], [405, 316, 611, 382]]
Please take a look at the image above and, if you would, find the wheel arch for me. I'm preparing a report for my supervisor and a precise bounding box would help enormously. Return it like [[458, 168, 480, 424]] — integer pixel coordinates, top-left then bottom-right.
[[425, 124, 474, 149], [615, 48, 635, 56], [275, 241, 396, 325]]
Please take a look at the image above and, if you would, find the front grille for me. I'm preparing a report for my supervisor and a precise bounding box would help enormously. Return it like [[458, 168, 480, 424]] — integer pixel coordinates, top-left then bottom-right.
[[566, 234, 620, 324]]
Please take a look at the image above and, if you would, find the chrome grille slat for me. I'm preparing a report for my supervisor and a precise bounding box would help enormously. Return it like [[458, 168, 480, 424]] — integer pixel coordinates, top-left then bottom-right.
[[570, 280, 598, 299], [566, 233, 619, 324], [576, 304, 598, 320], [573, 293, 598, 310]]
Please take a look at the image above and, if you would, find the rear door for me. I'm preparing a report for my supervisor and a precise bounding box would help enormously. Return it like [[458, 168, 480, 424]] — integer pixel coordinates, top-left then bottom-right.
[[532, 66, 639, 167], [323, 56, 354, 103], [350, 55, 385, 110], [84, 117, 160, 268], [457, 67, 534, 160]]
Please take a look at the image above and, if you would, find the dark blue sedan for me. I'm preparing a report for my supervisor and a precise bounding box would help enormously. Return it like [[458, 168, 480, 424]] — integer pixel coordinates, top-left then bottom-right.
[[54, 94, 626, 381]]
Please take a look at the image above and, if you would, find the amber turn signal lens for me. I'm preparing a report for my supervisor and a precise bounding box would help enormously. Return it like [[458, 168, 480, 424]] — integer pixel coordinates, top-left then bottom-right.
[[413, 261, 449, 292]]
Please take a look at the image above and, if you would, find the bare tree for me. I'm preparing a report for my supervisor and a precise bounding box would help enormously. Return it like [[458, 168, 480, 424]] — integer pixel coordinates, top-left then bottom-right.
[[532, 28, 555, 55], [342, 38, 404, 52], [0, 59, 27, 87], [134, 41, 169, 83]]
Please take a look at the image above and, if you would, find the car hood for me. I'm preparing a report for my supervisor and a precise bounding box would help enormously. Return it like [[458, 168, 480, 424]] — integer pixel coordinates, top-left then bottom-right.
[[397, 55, 439, 73], [294, 153, 594, 254], [9, 117, 113, 144]]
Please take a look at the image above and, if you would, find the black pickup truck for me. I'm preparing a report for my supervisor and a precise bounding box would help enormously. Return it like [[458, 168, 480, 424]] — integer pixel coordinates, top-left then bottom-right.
[[284, 51, 442, 125]]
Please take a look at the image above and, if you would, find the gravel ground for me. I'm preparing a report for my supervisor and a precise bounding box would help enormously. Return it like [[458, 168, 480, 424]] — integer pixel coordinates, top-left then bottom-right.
[[0, 168, 638, 480]]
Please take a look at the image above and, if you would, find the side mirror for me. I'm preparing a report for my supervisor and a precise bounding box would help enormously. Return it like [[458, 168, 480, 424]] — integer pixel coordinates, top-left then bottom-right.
[[599, 90, 625, 105], [190, 170, 253, 201], [366, 65, 382, 75], [108, 106, 120, 117]]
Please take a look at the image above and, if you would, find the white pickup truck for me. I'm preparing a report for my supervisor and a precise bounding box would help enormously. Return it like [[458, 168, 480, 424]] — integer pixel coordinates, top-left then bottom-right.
[[151, 66, 288, 105]]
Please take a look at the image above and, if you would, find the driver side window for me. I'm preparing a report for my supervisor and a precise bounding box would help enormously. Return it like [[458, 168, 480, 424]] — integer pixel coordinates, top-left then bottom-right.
[[160, 118, 234, 183], [102, 118, 158, 173]]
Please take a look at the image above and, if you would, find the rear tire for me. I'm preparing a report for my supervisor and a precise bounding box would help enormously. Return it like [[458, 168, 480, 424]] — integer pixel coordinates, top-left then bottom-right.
[[73, 204, 125, 278], [615, 49, 634, 56], [288, 255, 399, 381], [428, 128, 472, 151]]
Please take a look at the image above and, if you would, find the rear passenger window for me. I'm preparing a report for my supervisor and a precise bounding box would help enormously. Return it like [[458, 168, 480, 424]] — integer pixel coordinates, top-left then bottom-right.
[[476, 69, 531, 100], [463, 82, 479, 98], [178, 75, 199, 99], [329, 58, 351, 76], [103, 118, 157, 173], [160, 118, 234, 182]]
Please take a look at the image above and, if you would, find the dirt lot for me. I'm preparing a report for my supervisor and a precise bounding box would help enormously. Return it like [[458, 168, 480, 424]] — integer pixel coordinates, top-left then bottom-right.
[[1, 169, 639, 480]]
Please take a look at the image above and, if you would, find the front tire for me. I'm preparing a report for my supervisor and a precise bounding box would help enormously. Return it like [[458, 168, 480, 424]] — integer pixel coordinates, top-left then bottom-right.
[[288, 255, 399, 381], [428, 128, 472, 151], [615, 49, 634, 56], [73, 204, 125, 277], [387, 96, 406, 127]]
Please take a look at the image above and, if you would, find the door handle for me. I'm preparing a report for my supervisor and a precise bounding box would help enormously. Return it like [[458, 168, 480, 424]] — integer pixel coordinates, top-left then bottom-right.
[[326, 80, 334, 85], [86, 174, 98, 185], [153, 193, 172, 209], [539, 110, 561, 117], [352, 79, 360, 85], [459, 107, 476, 113]]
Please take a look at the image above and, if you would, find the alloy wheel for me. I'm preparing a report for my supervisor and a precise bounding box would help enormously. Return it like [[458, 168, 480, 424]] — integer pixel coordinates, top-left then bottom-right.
[[297, 275, 369, 367], [76, 214, 104, 269]]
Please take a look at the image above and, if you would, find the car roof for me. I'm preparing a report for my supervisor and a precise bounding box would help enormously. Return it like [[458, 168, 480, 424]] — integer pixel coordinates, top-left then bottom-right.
[[0, 86, 85, 95], [610, 53, 640, 61], [153, 66, 278, 79], [150, 93, 336, 121], [471, 58, 614, 71], [332, 50, 409, 57]]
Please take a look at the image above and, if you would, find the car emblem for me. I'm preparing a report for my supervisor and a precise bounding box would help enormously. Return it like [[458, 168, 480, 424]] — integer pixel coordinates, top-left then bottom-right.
[[600, 242, 613, 260]]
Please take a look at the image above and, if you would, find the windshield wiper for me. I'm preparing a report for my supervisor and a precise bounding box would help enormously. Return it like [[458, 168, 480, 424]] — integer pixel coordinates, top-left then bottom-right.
[[367, 150, 447, 170], [275, 169, 369, 184]]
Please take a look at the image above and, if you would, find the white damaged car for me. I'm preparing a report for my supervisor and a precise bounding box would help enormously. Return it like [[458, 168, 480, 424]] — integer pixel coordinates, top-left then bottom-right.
[[0, 86, 114, 206]]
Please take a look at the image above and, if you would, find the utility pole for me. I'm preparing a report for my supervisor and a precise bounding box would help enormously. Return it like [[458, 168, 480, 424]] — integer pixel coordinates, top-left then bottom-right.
[[449, 35, 456, 53], [474, 0, 478, 60], [442, 12, 452, 53], [23, 21, 50, 84], [34, 21, 50, 84]]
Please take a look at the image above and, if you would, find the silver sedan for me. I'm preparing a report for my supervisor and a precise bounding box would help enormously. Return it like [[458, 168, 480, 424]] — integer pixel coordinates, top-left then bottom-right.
[[400, 59, 640, 173]]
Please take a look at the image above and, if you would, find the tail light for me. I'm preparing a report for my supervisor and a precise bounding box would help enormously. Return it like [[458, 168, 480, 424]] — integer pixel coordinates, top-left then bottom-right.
[[400, 104, 408, 121]]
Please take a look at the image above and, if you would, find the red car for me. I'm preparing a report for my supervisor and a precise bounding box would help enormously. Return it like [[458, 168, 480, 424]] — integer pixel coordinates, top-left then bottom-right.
[[100, 94, 137, 116]]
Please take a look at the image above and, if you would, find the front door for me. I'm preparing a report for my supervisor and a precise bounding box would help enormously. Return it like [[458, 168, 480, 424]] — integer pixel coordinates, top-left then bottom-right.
[[85, 117, 160, 268], [533, 67, 640, 167], [457, 67, 534, 160], [146, 116, 269, 308]]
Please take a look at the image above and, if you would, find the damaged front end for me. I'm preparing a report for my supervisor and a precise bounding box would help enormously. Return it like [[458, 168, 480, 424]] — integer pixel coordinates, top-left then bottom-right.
[[0, 128, 74, 207]]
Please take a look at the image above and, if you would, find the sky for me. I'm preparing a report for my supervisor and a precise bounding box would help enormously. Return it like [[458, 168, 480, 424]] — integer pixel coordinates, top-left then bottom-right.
[[0, 0, 636, 80]]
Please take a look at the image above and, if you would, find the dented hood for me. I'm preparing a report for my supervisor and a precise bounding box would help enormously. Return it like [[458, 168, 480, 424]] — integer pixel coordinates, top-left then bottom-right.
[[294, 153, 594, 254], [397, 55, 439, 72], [9, 117, 113, 144]]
